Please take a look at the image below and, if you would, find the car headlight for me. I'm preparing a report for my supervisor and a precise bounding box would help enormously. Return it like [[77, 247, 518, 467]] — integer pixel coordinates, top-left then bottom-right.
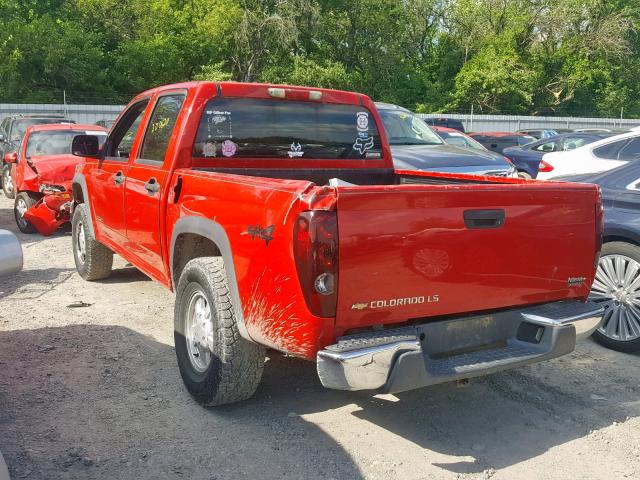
[[39, 184, 66, 193]]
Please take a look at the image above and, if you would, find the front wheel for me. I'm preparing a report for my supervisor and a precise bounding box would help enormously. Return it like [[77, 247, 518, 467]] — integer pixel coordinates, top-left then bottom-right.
[[2, 164, 15, 199], [14, 192, 39, 233], [71, 204, 114, 281], [589, 242, 640, 353], [174, 257, 265, 406]]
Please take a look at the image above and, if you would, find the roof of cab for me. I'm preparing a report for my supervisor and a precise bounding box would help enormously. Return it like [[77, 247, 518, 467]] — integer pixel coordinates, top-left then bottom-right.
[[128, 81, 368, 107]]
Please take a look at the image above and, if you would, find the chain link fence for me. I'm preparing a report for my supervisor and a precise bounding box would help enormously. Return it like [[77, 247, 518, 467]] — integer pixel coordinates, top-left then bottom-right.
[[417, 113, 640, 133], [0, 103, 124, 125]]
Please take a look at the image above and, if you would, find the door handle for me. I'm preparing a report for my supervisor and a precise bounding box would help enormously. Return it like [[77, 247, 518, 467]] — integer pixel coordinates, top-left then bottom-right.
[[113, 171, 125, 185], [145, 177, 160, 195], [463, 209, 505, 229]]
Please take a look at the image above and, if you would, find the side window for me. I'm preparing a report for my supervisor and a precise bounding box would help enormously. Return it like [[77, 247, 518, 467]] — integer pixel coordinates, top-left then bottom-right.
[[105, 100, 149, 160], [138, 94, 185, 164], [533, 141, 557, 152], [617, 138, 640, 161], [593, 139, 629, 160], [562, 137, 590, 151]]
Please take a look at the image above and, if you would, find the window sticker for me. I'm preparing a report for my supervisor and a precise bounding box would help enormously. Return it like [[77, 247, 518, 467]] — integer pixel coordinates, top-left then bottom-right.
[[205, 110, 232, 140], [353, 136, 374, 155], [288, 142, 304, 158], [365, 152, 381, 159], [221, 139, 237, 157], [202, 141, 217, 157], [356, 112, 369, 134]]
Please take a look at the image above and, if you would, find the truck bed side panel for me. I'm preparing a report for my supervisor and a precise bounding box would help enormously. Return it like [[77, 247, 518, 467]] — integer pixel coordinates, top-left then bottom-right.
[[166, 169, 332, 359]]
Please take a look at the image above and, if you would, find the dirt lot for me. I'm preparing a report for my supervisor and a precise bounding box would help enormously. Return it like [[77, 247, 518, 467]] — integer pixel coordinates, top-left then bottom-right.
[[0, 194, 639, 480]]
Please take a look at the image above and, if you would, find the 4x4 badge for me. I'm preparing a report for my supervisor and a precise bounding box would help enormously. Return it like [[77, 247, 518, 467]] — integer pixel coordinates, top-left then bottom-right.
[[247, 225, 275, 246]]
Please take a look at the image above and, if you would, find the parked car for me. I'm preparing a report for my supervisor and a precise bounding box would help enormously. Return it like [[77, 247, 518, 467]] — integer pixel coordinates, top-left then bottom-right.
[[503, 132, 613, 179], [539, 130, 640, 180], [516, 128, 558, 139], [421, 116, 466, 133], [70, 81, 602, 406], [431, 125, 515, 166], [562, 162, 640, 352], [575, 128, 629, 134], [95, 119, 115, 130], [8, 123, 107, 235], [0, 114, 75, 198], [469, 131, 536, 154], [376, 104, 516, 177], [0, 229, 22, 278]]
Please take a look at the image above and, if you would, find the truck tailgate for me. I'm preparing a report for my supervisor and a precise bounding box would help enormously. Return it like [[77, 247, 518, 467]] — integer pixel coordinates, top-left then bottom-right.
[[335, 183, 599, 332]]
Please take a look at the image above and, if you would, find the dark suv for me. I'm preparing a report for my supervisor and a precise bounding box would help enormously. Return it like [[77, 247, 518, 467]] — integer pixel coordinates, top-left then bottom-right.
[[0, 114, 75, 198]]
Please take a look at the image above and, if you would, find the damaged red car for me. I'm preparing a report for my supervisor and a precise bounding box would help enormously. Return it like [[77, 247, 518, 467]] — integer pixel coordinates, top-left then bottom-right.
[[7, 124, 107, 235]]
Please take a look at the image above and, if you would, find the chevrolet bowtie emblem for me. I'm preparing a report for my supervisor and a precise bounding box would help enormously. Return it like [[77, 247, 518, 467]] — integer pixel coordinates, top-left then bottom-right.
[[351, 302, 368, 311]]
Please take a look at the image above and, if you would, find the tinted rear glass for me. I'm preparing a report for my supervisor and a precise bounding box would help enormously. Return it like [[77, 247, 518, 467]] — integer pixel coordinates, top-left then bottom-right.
[[27, 130, 107, 157], [193, 98, 382, 160]]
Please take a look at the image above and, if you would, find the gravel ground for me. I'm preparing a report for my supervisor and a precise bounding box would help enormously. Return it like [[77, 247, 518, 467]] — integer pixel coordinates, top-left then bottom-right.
[[0, 193, 639, 480]]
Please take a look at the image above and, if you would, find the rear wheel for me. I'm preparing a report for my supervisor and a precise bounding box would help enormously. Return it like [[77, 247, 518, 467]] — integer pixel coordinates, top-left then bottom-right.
[[589, 242, 640, 353], [517, 171, 532, 180], [174, 257, 265, 406], [14, 191, 39, 233], [2, 164, 15, 199], [71, 204, 113, 281]]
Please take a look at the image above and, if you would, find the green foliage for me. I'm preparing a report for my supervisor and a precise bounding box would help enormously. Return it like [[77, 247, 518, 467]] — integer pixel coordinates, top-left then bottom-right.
[[0, 0, 638, 117]]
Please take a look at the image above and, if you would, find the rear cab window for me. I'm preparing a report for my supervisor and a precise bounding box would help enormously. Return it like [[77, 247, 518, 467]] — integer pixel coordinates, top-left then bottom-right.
[[193, 98, 383, 160]]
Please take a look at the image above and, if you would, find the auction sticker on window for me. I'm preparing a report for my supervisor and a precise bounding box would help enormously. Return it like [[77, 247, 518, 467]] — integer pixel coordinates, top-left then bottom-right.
[[204, 110, 232, 140]]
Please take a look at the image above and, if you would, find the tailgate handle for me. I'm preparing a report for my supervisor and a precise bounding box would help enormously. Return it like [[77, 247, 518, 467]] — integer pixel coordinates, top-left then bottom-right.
[[464, 209, 505, 229]]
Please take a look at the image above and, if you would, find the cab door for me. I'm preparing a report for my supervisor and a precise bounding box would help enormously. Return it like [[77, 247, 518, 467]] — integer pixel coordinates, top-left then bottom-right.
[[89, 100, 149, 246], [123, 92, 186, 283]]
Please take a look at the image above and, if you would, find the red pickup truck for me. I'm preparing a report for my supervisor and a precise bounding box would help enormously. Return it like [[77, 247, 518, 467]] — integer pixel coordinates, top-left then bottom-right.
[[70, 81, 604, 406]]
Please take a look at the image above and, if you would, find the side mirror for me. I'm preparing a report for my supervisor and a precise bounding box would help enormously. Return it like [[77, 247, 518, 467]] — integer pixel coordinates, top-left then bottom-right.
[[72, 134, 101, 158], [4, 152, 17, 164]]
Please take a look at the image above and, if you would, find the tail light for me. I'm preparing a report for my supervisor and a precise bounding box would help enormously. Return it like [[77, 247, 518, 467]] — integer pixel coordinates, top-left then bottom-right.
[[293, 211, 338, 317], [594, 188, 604, 270], [538, 160, 554, 173]]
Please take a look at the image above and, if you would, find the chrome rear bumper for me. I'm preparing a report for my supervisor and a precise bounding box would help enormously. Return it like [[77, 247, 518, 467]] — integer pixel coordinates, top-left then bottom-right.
[[317, 300, 603, 392]]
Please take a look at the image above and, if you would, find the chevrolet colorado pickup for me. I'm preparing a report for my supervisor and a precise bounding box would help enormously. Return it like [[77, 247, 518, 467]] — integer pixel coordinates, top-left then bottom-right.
[[70, 81, 604, 406]]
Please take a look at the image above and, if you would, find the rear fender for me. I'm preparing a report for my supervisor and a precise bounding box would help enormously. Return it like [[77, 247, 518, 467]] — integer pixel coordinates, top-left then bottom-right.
[[170, 216, 251, 342]]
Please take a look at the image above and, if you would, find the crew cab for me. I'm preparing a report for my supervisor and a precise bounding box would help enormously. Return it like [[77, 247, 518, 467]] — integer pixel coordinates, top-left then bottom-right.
[[71, 82, 604, 406], [8, 123, 107, 235]]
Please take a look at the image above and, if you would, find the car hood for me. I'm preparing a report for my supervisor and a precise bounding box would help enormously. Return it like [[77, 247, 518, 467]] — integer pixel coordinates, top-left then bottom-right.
[[28, 155, 81, 186], [391, 144, 511, 170]]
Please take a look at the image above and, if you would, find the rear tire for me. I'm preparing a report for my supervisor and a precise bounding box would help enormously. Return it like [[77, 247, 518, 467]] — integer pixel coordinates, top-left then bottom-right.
[[174, 257, 265, 406], [2, 164, 15, 199], [590, 242, 640, 353], [14, 191, 39, 234], [517, 171, 532, 180], [72, 204, 113, 281]]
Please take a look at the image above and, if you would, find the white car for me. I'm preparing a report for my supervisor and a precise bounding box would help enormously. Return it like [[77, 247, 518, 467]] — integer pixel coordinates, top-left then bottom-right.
[[539, 130, 640, 180]]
